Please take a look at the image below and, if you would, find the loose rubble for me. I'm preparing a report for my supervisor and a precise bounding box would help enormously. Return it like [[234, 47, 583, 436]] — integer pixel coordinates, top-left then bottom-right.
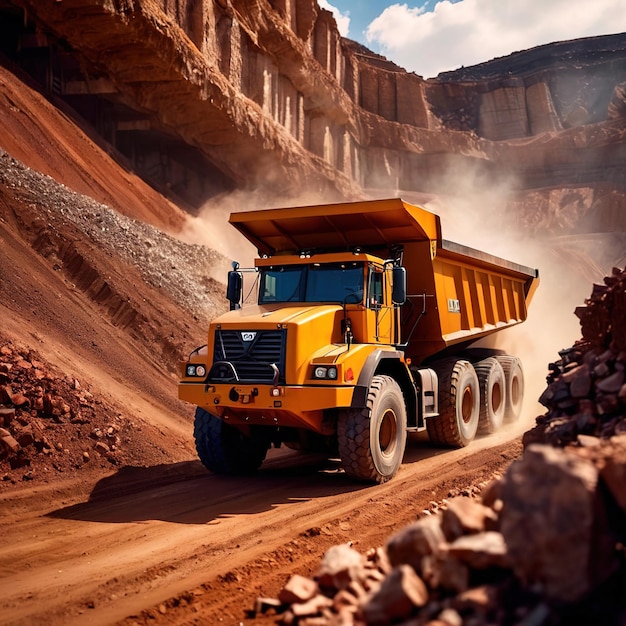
[[255, 267, 626, 625], [525, 266, 626, 446], [0, 337, 171, 483]]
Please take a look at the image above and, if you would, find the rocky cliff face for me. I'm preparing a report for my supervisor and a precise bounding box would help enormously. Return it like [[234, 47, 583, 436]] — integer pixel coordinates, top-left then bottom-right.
[[0, 0, 625, 241]]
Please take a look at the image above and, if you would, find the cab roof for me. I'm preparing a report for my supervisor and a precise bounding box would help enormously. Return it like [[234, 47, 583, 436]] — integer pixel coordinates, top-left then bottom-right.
[[229, 198, 442, 256]]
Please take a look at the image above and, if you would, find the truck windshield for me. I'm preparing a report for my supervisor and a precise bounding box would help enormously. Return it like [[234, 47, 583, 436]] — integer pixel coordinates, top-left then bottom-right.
[[259, 262, 365, 304]]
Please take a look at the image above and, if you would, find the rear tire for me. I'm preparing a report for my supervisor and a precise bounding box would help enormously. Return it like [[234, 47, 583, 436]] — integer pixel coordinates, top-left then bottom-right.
[[497, 356, 525, 422], [475, 357, 506, 434], [427, 359, 480, 447], [193, 407, 268, 475], [338, 375, 407, 484]]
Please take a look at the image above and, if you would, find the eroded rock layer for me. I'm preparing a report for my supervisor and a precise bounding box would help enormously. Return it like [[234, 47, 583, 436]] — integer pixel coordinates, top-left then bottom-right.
[[0, 0, 624, 232]]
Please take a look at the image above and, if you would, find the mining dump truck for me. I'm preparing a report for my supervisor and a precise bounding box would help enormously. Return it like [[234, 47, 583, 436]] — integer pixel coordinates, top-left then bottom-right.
[[179, 198, 539, 483]]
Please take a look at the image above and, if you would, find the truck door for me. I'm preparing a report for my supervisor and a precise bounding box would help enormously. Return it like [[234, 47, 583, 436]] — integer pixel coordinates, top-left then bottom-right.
[[367, 266, 393, 344]]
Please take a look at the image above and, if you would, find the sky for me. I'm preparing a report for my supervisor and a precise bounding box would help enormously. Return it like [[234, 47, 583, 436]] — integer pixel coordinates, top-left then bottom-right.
[[318, 0, 626, 78]]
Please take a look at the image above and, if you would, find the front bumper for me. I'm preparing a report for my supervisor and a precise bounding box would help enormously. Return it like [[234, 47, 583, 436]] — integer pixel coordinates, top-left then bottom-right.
[[179, 381, 356, 433]]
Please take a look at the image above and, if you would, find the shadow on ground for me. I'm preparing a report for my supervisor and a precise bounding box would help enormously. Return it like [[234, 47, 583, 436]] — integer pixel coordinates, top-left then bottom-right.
[[46, 437, 453, 525]]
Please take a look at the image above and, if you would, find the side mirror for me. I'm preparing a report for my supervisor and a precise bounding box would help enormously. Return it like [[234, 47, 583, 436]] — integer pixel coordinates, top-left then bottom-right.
[[226, 271, 242, 310], [392, 266, 406, 305]]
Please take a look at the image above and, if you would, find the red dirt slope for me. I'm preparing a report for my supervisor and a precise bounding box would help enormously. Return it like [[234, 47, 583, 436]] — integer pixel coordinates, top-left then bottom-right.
[[0, 61, 185, 231]]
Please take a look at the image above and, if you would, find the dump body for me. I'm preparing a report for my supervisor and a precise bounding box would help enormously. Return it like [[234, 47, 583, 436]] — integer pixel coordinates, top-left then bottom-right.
[[401, 238, 537, 361], [228, 198, 538, 361]]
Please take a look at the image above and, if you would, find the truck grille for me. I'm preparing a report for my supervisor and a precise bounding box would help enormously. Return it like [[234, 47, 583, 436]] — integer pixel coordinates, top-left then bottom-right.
[[212, 329, 286, 383]]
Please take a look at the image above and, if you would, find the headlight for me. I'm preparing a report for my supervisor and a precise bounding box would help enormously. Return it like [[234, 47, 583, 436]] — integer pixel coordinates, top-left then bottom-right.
[[313, 366, 338, 380], [186, 364, 207, 377], [314, 366, 327, 379]]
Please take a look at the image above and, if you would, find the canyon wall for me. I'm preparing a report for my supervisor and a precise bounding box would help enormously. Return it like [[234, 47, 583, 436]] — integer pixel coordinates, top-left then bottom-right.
[[1, 0, 625, 237]]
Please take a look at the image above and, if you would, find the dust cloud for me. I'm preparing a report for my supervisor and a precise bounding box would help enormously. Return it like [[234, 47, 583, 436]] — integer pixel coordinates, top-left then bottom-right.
[[177, 188, 347, 271], [178, 192, 259, 267], [402, 160, 621, 426]]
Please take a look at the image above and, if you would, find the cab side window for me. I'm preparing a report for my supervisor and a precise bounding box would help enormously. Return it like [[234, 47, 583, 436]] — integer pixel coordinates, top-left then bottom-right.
[[368, 269, 383, 308]]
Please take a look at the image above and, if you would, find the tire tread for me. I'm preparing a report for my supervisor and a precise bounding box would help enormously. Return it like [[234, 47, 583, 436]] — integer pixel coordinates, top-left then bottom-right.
[[427, 359, 479, 447], [338, 375, 406, 484], [193, 407, 267, 475]]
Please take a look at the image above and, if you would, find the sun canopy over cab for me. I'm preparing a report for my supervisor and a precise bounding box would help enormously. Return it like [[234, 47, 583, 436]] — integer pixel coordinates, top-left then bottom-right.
[[229, 198, 442, 257]]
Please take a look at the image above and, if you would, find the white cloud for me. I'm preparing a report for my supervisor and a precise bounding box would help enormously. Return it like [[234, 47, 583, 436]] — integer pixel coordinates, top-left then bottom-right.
[[366, 0, 626, 78], [318, 0, 351, 37]]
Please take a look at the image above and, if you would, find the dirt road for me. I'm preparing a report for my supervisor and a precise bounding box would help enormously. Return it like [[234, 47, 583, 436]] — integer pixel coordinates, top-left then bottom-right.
[[0, 422, 526, 626]]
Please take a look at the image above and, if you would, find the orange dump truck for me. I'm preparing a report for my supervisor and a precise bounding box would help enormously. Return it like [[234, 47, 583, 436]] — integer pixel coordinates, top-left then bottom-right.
[[179, 198, 539, 483]]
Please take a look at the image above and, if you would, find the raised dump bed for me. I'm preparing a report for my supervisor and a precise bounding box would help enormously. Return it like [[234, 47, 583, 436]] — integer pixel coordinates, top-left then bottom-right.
[[229, 197, 539, 362]]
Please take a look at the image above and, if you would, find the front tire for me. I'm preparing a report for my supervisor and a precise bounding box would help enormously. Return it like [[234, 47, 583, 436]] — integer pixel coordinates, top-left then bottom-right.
[[427, 359, 480, 447], [193, 407, 268, 475], [338, 375, 407, 484]]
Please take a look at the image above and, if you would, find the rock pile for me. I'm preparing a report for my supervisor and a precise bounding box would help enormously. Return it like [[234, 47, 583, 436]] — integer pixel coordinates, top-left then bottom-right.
[[255, 438, 625, 625], [527, 265, 626, 447], [1, 337, 134, 482], [255, 267, 626, 625]]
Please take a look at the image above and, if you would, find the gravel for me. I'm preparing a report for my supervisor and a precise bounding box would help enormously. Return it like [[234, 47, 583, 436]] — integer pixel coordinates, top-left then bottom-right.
[[0, 149, 229, 319]]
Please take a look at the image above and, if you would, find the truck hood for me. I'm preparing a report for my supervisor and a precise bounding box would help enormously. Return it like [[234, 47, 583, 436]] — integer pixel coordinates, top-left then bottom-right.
[[211, 303, 344, 328]]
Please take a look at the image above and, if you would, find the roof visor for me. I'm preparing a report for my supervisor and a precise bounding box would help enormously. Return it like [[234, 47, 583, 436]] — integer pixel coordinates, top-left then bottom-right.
[[229, 198, 442, 256]]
